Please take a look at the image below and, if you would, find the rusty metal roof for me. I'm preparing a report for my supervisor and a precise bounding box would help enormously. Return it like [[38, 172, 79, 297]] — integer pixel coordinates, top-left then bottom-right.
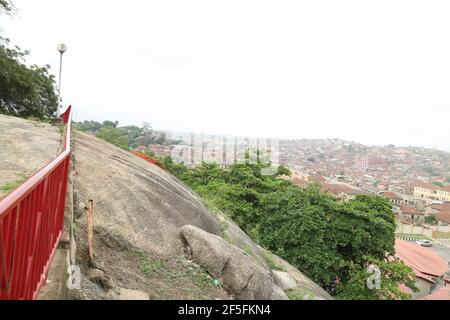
[[395, 240, 448, 280]]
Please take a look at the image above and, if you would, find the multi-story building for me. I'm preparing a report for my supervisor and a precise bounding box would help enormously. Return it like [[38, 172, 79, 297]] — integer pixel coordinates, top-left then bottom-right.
[[413, 183, 450, 202]]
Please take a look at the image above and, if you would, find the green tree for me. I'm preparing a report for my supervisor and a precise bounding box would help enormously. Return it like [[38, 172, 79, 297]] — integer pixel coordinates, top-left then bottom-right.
[[96, 127, 129, 149], [276, 165, 291, 177], [424, 215, 438, 225], [74, 120, 172, 149], [74, 120, 104, 132], [432, 181, 444, 188], [336, 257, 418, 300], [162, 158, 417, 299], [0, 37, 58, 119], [162, 156, 188, 177], [102, 120, 118, 128]]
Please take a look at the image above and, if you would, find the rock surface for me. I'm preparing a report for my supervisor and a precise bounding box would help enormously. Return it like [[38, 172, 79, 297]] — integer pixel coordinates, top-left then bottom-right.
[[260, 247, 333, 300], [271, 285, 289, 300], [180, 225, 277, 300], [73, 130, 221, 257], [216, 213, 271, 272], [273, 271, 297, 291], [86, 268, 114, 291], [0, 114, 60, 199]]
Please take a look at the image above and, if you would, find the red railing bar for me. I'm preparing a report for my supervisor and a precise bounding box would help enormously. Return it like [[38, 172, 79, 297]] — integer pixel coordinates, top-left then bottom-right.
[[0, 105, 72, 300]]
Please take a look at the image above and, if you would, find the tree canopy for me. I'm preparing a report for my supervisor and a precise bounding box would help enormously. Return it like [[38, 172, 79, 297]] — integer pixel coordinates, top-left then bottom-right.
[[0, 38, 59, 119], [1, 1, 59, 119], [161, 159, 417, 299], [75, 120, 173, 150]]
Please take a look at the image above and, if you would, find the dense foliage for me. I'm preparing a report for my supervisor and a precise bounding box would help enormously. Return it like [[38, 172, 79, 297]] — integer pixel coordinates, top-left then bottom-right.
[[336, 256, 417, 300], [0, 37, 59, 119], [424, 215, 438, 225], [0, 0, 14, 14], [161, 159, 417, 299], [75, 120, 172, 150], [1, 1, 58, 119]]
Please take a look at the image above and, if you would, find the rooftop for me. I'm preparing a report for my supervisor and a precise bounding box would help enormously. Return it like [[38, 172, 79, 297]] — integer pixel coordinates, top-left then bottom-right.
[[431, 212, 450, 224], [395, 240, 448, 282], [380, 191, 402, 200]]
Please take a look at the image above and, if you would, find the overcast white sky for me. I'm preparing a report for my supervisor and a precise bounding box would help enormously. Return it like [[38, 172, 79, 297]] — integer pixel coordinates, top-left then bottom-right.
[[2, 0, 450, 151]]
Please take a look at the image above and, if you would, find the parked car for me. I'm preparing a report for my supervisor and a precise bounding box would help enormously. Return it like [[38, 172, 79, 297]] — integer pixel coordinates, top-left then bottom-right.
[[415, 240, 433, 247]]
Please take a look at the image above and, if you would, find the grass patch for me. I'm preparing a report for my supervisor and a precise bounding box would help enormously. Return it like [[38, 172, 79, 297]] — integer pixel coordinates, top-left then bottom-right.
[[396, 234, 431, 240], [433, 231, 450, 239], [0, 176, 27, 193], [286, 287, 316, 300], [136, 251, 165, 275], [184, 263, 220, 289], [135, 251, 221, 298], [263, 251, 286, 272]]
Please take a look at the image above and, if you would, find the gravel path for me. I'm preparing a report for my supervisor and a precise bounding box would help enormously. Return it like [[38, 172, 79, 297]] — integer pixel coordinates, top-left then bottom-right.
[[0, 115, 61, 199]]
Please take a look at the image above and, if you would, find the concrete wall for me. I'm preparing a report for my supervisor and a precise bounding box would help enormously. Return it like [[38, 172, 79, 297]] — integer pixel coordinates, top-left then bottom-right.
[[396, 223, 433, 238], [427, 224, 450, 233]]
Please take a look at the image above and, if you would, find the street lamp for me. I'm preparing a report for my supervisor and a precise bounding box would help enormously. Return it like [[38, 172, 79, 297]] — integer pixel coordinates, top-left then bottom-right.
[[57, 43, 67, 116]]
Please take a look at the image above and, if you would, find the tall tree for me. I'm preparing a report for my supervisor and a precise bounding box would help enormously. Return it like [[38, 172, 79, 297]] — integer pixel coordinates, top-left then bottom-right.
[[0, 37, 59, 119], [163, 160, 418, 299]]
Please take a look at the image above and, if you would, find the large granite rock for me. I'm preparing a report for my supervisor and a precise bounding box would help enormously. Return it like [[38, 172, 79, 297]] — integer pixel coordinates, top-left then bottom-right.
[[180, 225, 281, 300]]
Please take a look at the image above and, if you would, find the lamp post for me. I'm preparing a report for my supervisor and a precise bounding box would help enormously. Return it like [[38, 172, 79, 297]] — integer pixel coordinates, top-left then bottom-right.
[[57, 43, 67, 116]]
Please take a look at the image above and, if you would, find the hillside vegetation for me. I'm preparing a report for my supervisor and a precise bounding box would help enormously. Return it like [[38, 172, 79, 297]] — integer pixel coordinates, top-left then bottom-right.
[[69, 130, 336, 300], [74, 120, 174, 150], [161, 158, 418, 299]]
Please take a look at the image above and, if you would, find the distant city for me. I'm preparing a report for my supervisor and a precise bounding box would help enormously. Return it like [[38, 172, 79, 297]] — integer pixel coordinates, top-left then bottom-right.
[[144, 135, 450, 228]]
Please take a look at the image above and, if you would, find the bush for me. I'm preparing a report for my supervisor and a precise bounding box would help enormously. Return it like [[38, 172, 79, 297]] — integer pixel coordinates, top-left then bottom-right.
[[424, 215, 438, 225], [162, 158, 417, 298], [96, 127, 129, 149]]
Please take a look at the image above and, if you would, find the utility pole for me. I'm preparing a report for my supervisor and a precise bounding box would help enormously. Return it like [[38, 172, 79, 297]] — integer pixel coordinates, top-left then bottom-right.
[[57, 43, 67, 116]]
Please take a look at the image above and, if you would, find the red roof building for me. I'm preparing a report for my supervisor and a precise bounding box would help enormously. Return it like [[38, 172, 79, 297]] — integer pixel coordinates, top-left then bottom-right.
[[431, 212, 450, 224], [396, 240, 449, 299], [430, 203, 450, 212], [380, 191, 402, 206], [395, 240, 447, 280]]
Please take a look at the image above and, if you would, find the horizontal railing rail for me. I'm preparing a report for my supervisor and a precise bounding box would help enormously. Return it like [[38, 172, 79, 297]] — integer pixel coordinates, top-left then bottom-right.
[[0, 106, 72, 300]]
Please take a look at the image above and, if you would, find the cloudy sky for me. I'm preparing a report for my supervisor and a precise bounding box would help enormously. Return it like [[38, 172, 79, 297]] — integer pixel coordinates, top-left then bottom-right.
[[2, 0, 450, 151]]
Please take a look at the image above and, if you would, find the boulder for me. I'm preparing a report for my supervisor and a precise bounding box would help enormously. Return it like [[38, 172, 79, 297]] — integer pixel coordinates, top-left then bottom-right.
[[180, 225, 275, 300], [271, 285, 289, 300], [216, 213, 271, 272], [68, 274, 106, 300], [73, 130, 222, 258], [260, 247, 333, 300], [86, 268, 114, 291], [272, 270, 297, 291]]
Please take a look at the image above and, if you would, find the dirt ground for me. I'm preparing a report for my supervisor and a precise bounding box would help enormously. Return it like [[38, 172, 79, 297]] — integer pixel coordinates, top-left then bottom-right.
[[73, 222, 231, 300], [0, 115, 61, 199]]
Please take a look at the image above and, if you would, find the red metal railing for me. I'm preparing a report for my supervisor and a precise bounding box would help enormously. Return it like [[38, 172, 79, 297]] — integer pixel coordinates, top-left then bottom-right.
[[0, 106, 73, 300]]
